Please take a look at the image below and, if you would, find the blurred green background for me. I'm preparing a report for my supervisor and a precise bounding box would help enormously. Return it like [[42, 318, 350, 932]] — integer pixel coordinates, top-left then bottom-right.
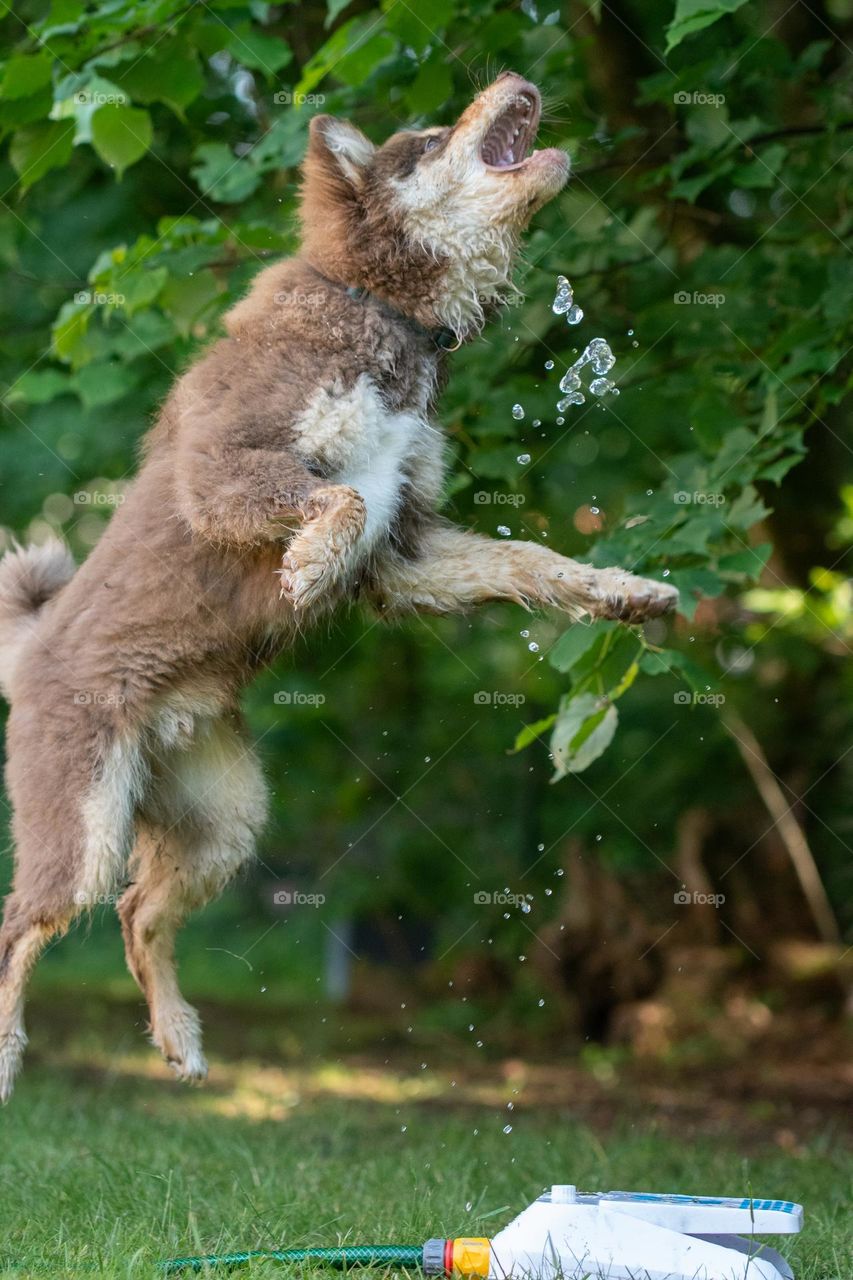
[[0, 0, 851, 1075]]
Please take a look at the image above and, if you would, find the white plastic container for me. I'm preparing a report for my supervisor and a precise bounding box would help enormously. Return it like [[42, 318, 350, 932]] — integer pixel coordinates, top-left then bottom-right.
[[487, 1185, 802, 1280]]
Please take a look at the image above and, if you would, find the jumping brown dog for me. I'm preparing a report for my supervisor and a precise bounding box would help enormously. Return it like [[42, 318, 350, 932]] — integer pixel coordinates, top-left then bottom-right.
[[0, 73, 676, 1100]]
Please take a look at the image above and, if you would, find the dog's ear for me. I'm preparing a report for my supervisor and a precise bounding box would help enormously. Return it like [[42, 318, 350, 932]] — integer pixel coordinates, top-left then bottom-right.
[[306, 115, 375, 191]]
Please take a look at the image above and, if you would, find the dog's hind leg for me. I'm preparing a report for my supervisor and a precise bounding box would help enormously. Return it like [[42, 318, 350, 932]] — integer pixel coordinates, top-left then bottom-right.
[[119, 714, 268, 1082], [0, 896, 74, 1103]]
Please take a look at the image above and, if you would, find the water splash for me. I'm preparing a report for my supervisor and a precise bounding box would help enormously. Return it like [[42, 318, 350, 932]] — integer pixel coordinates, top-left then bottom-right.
[[556, 336, 619, 412], [551, 275, 584, 326]]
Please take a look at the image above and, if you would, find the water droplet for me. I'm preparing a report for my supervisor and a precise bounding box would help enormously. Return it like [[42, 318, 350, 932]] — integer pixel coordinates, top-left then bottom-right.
[[520, 900, 532, 914], [662, 568, 671, 578], [503, 1125, 513, 1135], [497, 525, 511, 537], [532, 419, 541, 428], [520, 629, 530, 638], [538, 998, 545, 1006], [544, 359, 555, 370], [556, 416, 565, 425], [551, 274, 573, 314], [511, 404, 524, 420], [566, 304, 584, 325], [528, 641, 539, 652], [517, 453, 531, 464]]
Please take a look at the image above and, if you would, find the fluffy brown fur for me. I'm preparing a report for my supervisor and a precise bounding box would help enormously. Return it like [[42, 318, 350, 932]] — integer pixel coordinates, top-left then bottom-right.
[[0, 73, 676, 1100]]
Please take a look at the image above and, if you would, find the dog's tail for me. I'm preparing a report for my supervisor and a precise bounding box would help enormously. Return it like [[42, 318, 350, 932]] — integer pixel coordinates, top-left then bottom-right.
[[0, 539, 76, 699]]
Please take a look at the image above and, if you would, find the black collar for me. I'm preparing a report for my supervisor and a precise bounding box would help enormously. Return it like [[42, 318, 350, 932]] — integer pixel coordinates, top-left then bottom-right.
[[345, 285, 461, 352]]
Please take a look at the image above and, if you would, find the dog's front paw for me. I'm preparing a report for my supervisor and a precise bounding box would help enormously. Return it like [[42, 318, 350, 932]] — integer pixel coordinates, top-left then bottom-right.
[[279, 485, 366, 611], [589, 568, 678, 624], [279, 548, 331, 610]]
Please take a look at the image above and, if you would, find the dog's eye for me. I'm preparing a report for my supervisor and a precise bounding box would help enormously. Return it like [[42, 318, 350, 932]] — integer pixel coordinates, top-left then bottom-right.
[[422, 136, 441, 154]]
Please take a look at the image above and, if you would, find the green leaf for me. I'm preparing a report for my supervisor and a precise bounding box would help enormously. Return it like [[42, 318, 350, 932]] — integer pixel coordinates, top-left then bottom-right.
[[191, 142, 261, 203], [551, 694, 619, 779], [665, 0, 750, 52], [296, 15, 395, 96], [5, 368, 72, 405], [223, 24, 292, 74], [667, 567, 724, 619], [9, 119, 74, 189], [511, 714, 557, 753], [117, 265, 169, 315], [326, 0, 355, 26], [405, 55, 454, 116], [717, 542, 771, 579], [1, 53, 54, 100], [73, 362, 138, 408], [90, 103, 153, 177], [112, 41, 204, 116], [160, 269, 221, 337], [549, 620, 615, 673]]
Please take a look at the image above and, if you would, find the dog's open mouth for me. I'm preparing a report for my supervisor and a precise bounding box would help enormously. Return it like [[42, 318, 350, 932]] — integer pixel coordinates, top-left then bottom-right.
[[480, 89, 541, 171]]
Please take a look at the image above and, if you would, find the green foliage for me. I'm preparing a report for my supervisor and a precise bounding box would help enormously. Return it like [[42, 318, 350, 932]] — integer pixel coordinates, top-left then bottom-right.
[[0, 0, 850, 954]]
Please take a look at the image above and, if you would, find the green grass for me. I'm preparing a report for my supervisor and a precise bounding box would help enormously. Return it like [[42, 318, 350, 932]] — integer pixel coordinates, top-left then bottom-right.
[[0, 995, 850, 1280]]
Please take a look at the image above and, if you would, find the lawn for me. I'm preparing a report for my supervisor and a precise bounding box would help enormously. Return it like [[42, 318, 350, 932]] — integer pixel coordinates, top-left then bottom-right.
[[0, 986, 849, 1280]]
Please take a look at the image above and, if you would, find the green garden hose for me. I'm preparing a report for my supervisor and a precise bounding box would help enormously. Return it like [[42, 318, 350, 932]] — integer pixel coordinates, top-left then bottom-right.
[[160, 1244, 426, 1275]]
